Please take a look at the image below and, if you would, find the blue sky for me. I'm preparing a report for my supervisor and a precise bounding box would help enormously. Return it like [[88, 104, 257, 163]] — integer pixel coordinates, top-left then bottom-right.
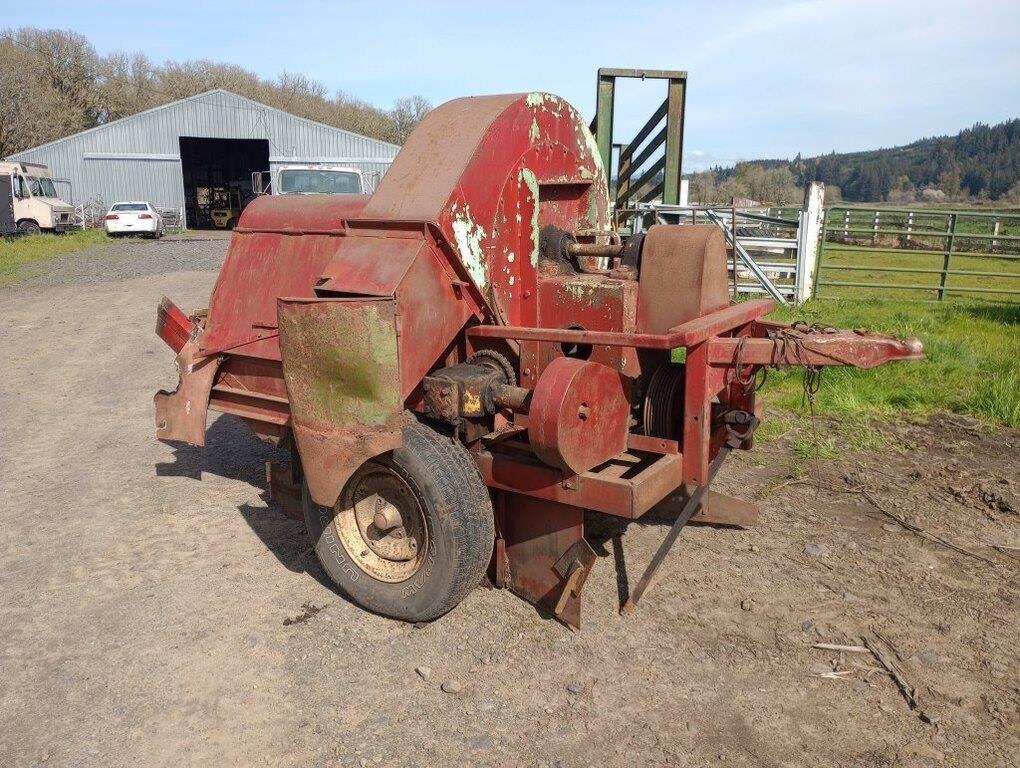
[[8, 0, 1020, 170]]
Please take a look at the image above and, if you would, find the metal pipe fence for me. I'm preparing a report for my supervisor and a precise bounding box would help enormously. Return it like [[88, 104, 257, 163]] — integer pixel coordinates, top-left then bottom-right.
[[814, 206, 1020, 302]]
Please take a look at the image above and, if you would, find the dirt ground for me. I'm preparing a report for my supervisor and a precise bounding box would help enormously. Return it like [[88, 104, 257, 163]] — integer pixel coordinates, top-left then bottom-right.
[[1, 236, 1017, 768]]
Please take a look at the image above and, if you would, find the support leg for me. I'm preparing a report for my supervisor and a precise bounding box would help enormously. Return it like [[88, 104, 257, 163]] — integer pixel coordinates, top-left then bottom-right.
[[499, 492, 596, 630]]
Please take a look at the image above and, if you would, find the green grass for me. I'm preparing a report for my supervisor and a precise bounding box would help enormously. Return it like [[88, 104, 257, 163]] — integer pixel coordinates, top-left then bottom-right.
[[0, 230, 112, 285], [761, 298, 1020, 429]]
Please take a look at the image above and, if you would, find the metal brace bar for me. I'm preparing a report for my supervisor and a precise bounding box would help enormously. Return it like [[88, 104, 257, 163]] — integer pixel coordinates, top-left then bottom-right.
[[621, 413, 758, 614], [705, 209, 790, 305]]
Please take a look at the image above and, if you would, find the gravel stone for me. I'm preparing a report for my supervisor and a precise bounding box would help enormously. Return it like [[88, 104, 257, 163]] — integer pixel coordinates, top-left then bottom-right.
[[441, 680, 463, 694]]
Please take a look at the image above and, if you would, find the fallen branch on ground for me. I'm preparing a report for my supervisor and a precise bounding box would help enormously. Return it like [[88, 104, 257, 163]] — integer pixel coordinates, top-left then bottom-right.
[[865, 629, 937, 726], [813, 642, 869, 653]]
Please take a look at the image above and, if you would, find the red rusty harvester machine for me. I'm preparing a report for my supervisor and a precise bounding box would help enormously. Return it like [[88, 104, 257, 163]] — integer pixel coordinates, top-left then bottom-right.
[[155, 92, 922, 628]]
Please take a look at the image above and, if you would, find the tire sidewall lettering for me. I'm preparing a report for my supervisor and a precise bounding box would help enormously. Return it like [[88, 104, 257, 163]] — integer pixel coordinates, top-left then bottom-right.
[[319, 507, 360, 583], [400, 536, 436, 598]]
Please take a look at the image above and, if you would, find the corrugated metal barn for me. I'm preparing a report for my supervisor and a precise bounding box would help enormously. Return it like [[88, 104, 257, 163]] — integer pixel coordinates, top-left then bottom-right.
[[6, 89, 400, 228]]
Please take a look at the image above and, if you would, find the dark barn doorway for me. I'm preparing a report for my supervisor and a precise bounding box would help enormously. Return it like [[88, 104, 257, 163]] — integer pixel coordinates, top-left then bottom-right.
[[179, 137, 269, 229]]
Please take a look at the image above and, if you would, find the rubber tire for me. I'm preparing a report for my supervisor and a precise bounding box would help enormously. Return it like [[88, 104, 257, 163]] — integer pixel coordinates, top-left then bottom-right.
[[17, 220, 41, 235], [303, 419, 494, 623]]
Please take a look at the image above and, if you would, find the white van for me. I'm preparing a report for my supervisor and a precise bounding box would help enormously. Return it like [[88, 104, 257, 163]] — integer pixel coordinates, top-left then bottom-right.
[[0, 161, 76, 234]]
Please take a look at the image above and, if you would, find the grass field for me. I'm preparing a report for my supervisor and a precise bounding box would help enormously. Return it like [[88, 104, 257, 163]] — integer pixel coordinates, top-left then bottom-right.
[[746, 205, 1020, 441], [760, 298, 1020, 444], [0, 230, 111, 285]]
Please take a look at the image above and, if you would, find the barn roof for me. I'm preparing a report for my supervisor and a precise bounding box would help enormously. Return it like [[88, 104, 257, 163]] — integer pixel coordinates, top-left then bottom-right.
[[8, 88, 400, 159]]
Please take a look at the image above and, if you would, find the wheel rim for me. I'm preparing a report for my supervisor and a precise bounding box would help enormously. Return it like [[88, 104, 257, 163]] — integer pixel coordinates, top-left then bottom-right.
[[332, 462, 429, 583]]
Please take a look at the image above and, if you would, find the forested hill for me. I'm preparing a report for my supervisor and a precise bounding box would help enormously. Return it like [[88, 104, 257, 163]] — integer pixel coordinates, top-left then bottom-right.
[[0, 27, 431, 159], [743, 119, 1020, 203]]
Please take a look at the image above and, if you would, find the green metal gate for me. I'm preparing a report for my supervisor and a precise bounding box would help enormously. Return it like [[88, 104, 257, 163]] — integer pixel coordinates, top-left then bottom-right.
[[589, 68, 687, 229], [814, 206, 1020, 302]]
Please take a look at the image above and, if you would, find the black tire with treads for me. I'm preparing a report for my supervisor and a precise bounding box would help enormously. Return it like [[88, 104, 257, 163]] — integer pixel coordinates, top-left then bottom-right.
[[303, 418, 494, 622]]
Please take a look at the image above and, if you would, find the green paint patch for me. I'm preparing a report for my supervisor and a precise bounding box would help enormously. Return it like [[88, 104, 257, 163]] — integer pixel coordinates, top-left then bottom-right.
[[578, 118, 605, 172], [586, 192, 602, 230], [526, 91, 563, 117], [310, 352, 383, 422], [564, 280, 598, 304], [529, 118, 540, 141], [518, 168, 540, 266], [281, 301, 401, 427]]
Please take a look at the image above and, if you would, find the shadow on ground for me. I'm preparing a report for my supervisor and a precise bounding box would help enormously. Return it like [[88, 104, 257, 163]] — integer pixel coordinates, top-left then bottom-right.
[[965, 302, 1020, 325], [155, 413, 333, 591]]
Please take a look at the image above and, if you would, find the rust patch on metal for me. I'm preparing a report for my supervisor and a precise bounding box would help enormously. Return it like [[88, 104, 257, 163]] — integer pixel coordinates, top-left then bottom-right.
[[636, 224, 730, 333], [500, 492, 594, 630], [154, 338, 221, 445], [267, 461, 303, 520]]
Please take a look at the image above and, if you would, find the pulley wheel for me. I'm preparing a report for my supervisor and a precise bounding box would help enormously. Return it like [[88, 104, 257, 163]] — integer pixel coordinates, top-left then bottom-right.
[[528, 357, 629, 474], [643, 363, 685, 442]]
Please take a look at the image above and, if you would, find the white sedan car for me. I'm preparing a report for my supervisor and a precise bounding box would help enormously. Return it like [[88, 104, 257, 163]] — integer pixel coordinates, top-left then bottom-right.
[[104, 202, 165, 238]]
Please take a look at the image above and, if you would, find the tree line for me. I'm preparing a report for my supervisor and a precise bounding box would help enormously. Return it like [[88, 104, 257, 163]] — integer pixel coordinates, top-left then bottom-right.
[[686, 119, 1020, 206], [0, 27, 431, 159]]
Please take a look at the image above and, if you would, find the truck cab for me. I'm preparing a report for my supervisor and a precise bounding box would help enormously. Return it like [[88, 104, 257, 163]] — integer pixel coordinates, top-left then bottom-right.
[[0, 161, 76, 234], [251, 164, 364, 196]]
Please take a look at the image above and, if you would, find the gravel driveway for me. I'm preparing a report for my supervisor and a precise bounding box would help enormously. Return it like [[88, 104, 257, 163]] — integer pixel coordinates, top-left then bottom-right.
[[0, 235, 1016, 767]]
